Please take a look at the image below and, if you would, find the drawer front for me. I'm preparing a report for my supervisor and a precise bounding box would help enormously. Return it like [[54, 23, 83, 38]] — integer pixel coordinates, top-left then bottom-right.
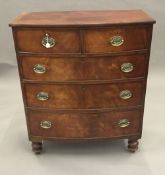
[[25, 84, 83, 109], [84, 26, 151, 53], [21, 54, 146, 81], [28, 109, 141, 138], [84, 82, 143, 108], [24, 82, 143, 109], [15, 28, 80, 53]]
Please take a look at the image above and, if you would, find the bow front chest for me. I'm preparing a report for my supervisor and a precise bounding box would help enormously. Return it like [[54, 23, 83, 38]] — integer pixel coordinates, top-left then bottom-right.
[[10, 10, 155, 154]]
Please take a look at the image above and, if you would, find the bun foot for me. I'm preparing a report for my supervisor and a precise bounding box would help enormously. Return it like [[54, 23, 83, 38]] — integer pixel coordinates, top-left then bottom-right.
[[128, 139, 139, 153], [32, 142, 42, 154]]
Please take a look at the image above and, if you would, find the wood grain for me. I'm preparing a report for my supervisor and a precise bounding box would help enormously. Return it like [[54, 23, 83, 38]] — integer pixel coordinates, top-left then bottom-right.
[[9, 10, 155, 27], [21, 54, 147, 81], [84, 26, 151, 53], [15, 28, 80, 53], [24, 82, 143, 109], [28, 109, 142, 139], [9, 10, 155, 152]]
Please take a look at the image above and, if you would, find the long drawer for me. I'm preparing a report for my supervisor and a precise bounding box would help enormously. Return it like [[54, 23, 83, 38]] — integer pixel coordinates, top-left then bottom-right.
[[24, 82, 143, 109], [28, 109, 142, 139], [21, 54, 147, 81]]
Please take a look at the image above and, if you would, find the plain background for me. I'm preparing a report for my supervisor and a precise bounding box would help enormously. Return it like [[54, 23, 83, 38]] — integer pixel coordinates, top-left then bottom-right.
[[0, 0, 165, 175]]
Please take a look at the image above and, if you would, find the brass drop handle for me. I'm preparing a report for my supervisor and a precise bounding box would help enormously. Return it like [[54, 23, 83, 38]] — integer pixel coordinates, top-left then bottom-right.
[[36, 92, 49, 101], [42, 33, 55, 48], [121, 63, 134, 73], [40, 121, 52, 129], [33, 64, 46, 74], [118, 119, 130, 128], [120, 90, 132, 100], [110, 35, 124, 46]]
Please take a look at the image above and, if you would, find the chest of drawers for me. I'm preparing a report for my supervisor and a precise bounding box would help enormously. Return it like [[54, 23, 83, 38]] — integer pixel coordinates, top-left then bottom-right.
[[10, 10, 155, 154]]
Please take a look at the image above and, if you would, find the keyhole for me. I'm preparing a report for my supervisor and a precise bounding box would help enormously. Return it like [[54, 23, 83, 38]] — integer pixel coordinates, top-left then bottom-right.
[[81, 86, 86, 91]]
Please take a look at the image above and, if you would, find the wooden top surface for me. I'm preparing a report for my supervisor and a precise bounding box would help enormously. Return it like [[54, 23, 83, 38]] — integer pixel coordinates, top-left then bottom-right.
[[9, 10, 155, 27]]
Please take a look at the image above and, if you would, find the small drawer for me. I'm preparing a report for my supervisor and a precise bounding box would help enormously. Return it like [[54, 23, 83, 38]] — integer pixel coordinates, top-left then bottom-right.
[[15, 28, 80, 53], [24, 82, 143, 109], [84, 26, 151, 53], [28, 109, 141, 139], [21, 54, 146, 81]]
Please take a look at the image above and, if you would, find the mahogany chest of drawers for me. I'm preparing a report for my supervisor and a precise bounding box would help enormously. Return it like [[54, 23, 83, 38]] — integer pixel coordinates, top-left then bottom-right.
[[10, 10, 155, 154]]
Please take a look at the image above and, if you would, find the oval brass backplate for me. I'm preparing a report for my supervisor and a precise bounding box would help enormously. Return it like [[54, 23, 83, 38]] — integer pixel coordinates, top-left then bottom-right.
[[121, 63, 134, 73], [118, 119, 130, 128], [110, 35, 124, 46], [120, 90, 132, 100], [40, 121, 52, 129], [33, 64, 46, 74], [42, 33, 55, 48], [36, 92, 49, 101]]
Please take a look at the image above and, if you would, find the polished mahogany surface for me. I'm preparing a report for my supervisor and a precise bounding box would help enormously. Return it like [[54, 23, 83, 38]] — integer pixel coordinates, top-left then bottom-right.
[[9, 10, 155, 27], [10, 10, 155, 153], [28, 109, 142, 139], [21, 55, 147, 81]]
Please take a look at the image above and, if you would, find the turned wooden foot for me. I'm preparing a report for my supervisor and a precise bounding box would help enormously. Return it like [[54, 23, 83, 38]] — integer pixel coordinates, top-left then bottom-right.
[[128, 139, 139, 152], [32, 142, 42, 154]]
